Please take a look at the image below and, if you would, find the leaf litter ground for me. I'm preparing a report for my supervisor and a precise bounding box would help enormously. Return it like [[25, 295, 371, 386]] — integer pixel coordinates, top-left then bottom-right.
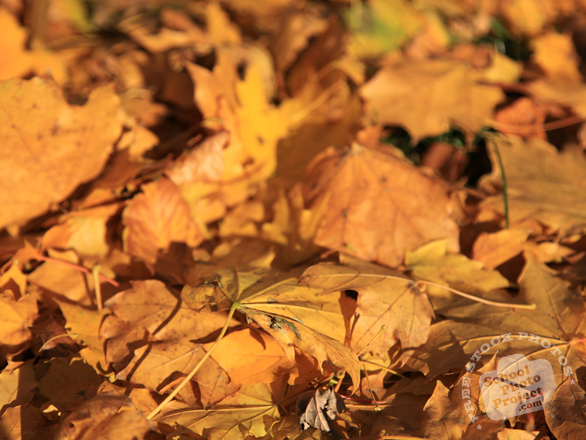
[[2, 1, 586, 440]]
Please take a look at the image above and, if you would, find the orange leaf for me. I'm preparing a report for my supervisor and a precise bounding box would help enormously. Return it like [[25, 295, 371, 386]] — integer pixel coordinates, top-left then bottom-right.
[[122, 178, 204, 265], [303, 143, 460, 268], [0, 78, 125, 229]]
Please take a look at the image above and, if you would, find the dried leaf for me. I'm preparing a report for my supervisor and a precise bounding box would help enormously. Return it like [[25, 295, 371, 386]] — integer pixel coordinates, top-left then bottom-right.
[[301, 257, 434, 356], [545, 377, 586, 440], [182, 266, 361, 390], [302, 143, 460, 268], [297, 388, 346, 436], [418, 381, 469, 440], [54, 395, 150, 440], [480, 135, 586, 236], [0, 293, 38, 346], [122, 178, 204, 265], [0, 79, 124, 229], [360, 58, 504, 142]]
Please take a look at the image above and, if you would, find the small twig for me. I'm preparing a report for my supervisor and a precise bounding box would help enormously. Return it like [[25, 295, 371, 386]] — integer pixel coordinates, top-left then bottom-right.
[[36, 255, 120, 288], [92, 264, 103, 310], [488, 115, 585, 133], [361, 363, 380, 411], [415, 280, 536, 310], [146, 301, 241, 420], [492, 142, 510, 229]]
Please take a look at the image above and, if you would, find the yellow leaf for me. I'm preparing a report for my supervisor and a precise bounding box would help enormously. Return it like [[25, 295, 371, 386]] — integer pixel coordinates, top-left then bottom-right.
[[360, 58, 504, 142], [0, 293, 37, 346]]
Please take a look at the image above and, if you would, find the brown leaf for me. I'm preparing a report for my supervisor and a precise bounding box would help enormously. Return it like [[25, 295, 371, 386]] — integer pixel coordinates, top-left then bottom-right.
[[545, 378, 586, 440], [54, 394, 150, 440], [106, 280, 240, 407], [302, 143, 460, 268], [157, 383, 280, 440], [479, 135, 586, 236], [0, 79, 125, 229], [0, 292, 38, 346], [360, 58, 504, 142], [183, 266, 362, 390], [297, 388, 346, 437], [122, 178, 204, 265], [402, 254, 586, 385], [301, 257, 434, 356], [418, 381, 469, 440], [56, 300, 111, 372]]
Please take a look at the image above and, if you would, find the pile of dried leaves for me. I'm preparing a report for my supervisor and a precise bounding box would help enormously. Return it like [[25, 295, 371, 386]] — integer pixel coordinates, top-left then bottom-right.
[[2, 0, 586, 439]]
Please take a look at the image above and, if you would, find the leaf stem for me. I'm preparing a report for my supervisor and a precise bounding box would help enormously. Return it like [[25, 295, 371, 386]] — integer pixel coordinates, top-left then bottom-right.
[[92, 264, 102, 310], [146, 301, 241, 420], [415, 280, 536, 310], [36, 255, 120, 288], [492, 142, 510, 229]]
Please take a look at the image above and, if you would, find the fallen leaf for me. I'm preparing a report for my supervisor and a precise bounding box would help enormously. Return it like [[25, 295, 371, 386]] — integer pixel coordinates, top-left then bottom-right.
[[0, 361, 37, 412], [28, 249, 102, 306], [0, 9, 67, 84], [106, 280, 240, 407], [0, 292, 38, 346], [182, 266, 361, 390], [297, 388, 346, 437], [497, 429, 539, 440], [302, 143, 460, 268], [301, 257, 434, 356], [472, 229, 530, 269], [156, 383, 280, 440], [402, 254, 586, 385], [347, 0, 423, 59], [0, 404, 46, 440], [55, 300, 111, 372], [531, 32, 581, 80], [545, 377, 586, 440], [360, 58, 504, 142], [53, 394, 150, 440], [529, 79, 586, 118], [122, 178, 204, 266], [36, 356, 103, 403], [406, 239, 510, 296], [0, 79, 125, 230], [479, 135, 586, 236], [418, 381, 469, 440]]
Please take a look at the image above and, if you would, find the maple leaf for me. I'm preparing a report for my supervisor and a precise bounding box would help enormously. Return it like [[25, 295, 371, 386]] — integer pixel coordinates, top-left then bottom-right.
[[106, 280, 293, 407], [0, 78, 125, 229], [405, 239, 510, 303], [418, 381, 469, 440], [402, 254, 586, 385], [0, 9, 67, 84], [55, 300, 111, 373], [479, 135, 586, 236], [360, 58, 504, 142], [182, 265, 362, 390], [301, 256, 434, 356], [0, 362, 37, 412], [53, 394, 150, 440], [302, 143, 460, 268], [0, 292, 38, 346], [122, 178, 204, 266], [156, 383, 280, 440], [545, 377, 586, 439]]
